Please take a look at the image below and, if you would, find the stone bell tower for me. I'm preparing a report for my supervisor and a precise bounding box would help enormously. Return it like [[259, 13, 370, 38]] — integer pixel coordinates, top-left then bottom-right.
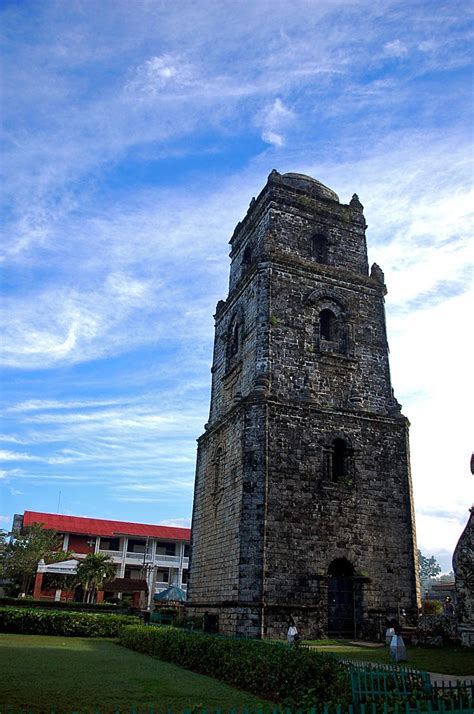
[[187, 170, 420, 638]]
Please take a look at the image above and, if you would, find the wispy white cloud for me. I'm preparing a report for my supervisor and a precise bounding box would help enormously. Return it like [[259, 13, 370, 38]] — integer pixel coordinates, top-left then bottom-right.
[[113, 480, 194, 497], [0, 435, 29, 444], [0, 450, 43, 463], [114, 497, 166, 503], [383, 40, 408, 58], [256, 98, 296, 147], [416, 511, 467, 565], [125, 54, 201, 100], [1, 271, 162, 368], [0, 469, 23, 480], [160, 517, 191, 528], [6, 398, 130, 413]]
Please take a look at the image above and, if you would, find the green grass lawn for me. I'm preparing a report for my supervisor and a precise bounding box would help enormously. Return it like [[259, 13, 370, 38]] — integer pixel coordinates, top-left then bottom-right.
[[0, 634, 272, 713], [303, 640, 474, 676]]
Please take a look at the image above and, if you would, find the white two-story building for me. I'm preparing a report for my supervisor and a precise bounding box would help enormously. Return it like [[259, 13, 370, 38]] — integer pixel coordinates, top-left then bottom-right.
[[15, 510, 190, 607]]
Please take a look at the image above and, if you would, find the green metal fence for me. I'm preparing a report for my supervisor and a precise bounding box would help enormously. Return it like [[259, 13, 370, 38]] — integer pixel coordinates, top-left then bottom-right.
[[349, 666, 432, 702], [347, 664, 473, 714]]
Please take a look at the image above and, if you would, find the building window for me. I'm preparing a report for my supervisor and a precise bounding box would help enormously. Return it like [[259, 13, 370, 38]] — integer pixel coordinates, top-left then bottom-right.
[[124, 566, 142, 579], [127, 539, 146, 554], [184, 544, 190, 557], [181, 569, 189, 584], [156, 541, 176, 556], [226, 311, 245, 373], [332, 438, 349, 482], [319, 309, 337, 341], [242, 244, 253, 265], [311, 234, 328, 263], [100, 538, 120, 551]]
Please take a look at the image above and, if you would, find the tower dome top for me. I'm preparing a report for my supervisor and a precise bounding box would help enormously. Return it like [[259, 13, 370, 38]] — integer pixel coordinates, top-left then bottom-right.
[[280, 172, 339, 202]]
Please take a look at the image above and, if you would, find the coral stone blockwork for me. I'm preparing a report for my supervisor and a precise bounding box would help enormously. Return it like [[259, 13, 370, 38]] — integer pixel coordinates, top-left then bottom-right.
[[187, 170, 420, 639]]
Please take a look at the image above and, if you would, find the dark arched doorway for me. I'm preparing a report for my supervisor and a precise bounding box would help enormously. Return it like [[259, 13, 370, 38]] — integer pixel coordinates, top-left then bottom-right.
[[327, 558, 356, 637]]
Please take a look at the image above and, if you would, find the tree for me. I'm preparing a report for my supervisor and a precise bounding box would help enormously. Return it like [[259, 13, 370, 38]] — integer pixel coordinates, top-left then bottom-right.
[[434, 571, 455, 582], [0, 530, 8, 578], [0, 523, 70, 595], [418, 549, 442, 596], [0, 530, 7, 558], [73, 553, 116, 603]]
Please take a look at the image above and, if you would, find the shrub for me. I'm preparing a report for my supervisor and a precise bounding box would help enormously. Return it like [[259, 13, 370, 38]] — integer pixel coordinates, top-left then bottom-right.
[[0, 596, 126, 613], [422, 599, 443, 615], [412, 613, 461, 647], [0, 607, 136, 637], [119, 625, 350, 707]]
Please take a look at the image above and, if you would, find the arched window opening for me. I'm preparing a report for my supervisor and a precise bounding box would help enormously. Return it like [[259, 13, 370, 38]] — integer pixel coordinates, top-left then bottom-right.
[[311, 234, 329, 263], [320, 309, 337, 341], [328, 557, 354, 578], [332, 438, 348, 482], [230, 321, 240, 357], [242, 244, 253, 265], [213, 449, 222, 492], [211, 447, 224, 507]]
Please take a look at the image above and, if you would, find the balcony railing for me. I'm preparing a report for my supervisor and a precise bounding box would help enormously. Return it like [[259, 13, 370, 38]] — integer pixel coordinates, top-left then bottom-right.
[[98, 549, 122, 559], [154, 582, 187, 594], [125, 552, 148, 561], [98, 549, 188, 568], [154, 554, 179, 564]]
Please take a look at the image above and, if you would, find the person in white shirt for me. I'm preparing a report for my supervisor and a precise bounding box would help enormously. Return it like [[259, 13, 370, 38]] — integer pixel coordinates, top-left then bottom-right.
[[287, 616, 298, 646]]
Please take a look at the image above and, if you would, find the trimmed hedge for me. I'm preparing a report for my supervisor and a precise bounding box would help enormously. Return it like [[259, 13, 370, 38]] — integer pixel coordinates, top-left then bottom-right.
[[0, 607, 136, 637], [0, 596, 127, 613], [119, 625, 350, 707]]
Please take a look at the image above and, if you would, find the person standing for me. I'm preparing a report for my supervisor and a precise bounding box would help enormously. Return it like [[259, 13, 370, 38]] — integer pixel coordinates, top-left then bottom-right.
[[287, 616, 298, 646], [444, 596, 455, 615]]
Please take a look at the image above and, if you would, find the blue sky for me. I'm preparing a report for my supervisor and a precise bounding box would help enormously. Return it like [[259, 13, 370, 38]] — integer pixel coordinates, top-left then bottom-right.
[[1, 0, 472, 572]]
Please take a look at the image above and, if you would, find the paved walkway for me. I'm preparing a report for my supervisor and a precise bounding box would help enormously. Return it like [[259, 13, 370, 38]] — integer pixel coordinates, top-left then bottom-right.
[[429, 672, 474, 685], [312, 651, 474, 683]]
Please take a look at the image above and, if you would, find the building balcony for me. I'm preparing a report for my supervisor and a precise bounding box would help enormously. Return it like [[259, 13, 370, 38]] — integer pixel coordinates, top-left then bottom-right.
[[154, 582, 187, 594], [98, 549, 189, 569], [154, 554, 189, 568], [99, 549, 122, 560]]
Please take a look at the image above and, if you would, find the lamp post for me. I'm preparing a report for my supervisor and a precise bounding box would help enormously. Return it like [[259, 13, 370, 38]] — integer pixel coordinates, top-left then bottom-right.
[[140, 561, 155, 610]]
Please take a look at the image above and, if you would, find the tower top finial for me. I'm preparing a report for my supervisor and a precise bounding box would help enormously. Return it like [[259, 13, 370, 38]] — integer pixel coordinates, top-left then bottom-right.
[[350, 193, 364, 212]]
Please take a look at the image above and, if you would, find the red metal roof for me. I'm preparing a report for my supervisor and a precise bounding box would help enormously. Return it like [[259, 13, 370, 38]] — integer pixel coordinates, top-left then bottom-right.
[[23, 511, 190, 541]]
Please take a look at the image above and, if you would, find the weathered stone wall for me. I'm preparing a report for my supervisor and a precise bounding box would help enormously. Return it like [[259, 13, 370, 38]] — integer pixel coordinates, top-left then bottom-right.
[[262, 402, 418, 638], [412, 613, 460, 647], [229, 171, 369, 292], [187, 170, 419, 639], [453, 507, 474, 647], [188, 414, 244, 606], [267, 261, 395, 415], [187, 399, 268, 637], [208, 270, 262, 423]]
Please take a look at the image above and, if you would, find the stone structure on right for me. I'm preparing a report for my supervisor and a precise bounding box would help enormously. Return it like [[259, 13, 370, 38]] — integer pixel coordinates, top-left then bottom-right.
[[452, 455, 474, 647], [187, 170, 420, 639]]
